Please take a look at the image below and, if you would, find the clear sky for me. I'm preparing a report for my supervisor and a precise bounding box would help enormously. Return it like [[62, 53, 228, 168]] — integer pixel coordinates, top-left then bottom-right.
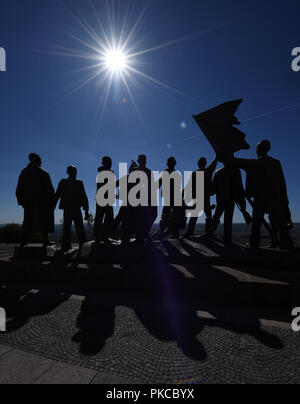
[[0, 0, 300, 224]]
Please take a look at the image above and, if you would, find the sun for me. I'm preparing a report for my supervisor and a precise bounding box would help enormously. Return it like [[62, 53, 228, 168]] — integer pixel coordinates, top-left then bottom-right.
[[54, 1, 203, 131], [104, 49, 127, 73]]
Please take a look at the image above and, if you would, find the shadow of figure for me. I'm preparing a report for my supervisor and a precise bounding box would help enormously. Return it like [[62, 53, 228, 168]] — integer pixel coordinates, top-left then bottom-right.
[[163, 239, 284, 351], [0, 287, 71, 333], [120, 246, 207, 361], [70, 239, 287, 359], [72, 297, 115, 356]]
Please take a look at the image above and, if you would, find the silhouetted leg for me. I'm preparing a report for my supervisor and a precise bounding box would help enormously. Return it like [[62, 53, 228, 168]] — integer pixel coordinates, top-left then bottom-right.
[[204, 195, 212, 233], [250, 199, 264, 248], [62, 210, 73, 250], [20, 207, 31, 247], [74, 209, 87, 247], [148, 206, 158, 237], [209, 203, 225, 236], [42, 233, 51, 246], [136, 207, 148, 243], [112, 207, 126, 236], [103, 206, 114, 241], [169, 207, 181, 238], [223, 201, 235, 245], [120, 209, 131, 243], [186, 217, 197, 236], [94, 206, 105, 242], [159, 206, 172, 234], [269, 201, 294, 250], [269, 215, 279, 248], [20, 227, 28, 247]]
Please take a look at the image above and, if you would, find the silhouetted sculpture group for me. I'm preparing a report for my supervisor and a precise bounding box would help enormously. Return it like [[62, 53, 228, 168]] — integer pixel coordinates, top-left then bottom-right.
[[16, 140, 294, 252]]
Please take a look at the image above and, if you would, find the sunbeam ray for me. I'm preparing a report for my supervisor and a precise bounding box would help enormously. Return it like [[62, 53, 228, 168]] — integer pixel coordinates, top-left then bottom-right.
[[56, 62, 104, 77], [242, 102, 300, 123], [52, 0, 220, 130], [89, 0, 113, 51], [94, 71, 114, 144], [61, 0, 108, 52], [55, 66, 107, 105], [58, 29, 105, 57], [120, 71, 149, 136], [120, 1, 150, 52], [127, 66, 205, 105], [127, 19, 237, 59]]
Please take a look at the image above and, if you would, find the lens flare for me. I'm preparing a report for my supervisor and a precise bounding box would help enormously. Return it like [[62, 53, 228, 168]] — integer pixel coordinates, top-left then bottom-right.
[[52, 1, 207, 133], [105, 49, 127, 73]]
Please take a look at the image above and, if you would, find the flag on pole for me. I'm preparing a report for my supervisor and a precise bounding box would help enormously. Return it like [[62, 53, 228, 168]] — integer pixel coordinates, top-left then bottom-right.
[[193, 99, 250, 155]]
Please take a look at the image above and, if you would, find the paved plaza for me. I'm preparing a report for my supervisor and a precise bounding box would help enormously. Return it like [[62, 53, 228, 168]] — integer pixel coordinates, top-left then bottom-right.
[[0, 239, 299, 384]]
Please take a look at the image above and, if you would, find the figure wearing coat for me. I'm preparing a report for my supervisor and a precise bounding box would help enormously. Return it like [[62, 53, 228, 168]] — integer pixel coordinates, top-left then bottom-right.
[[16, 163, 55, 235]]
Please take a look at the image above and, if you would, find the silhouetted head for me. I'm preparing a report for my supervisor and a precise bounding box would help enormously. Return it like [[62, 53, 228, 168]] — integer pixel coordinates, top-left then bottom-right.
[[257, 140, 271, 157], [167, 156, 176, 169], [29, 153, 42, 167], [198, 157, 207, 170], [102, 156, 112, 170], [67, 165, 77, 179], [138, 154, 147, 167], [129, 161, 138, 173]]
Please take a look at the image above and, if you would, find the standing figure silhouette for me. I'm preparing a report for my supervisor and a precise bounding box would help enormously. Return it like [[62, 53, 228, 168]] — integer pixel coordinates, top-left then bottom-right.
[[234, 140, 294, 250], [54, 166, 89, 252], [208, 162, 247, 246], [114, 161, 138, 243], [155, 157, 181, 239], [16, 154, 55, 247], [134, 155, 157, 243], [94, 156, 114, 244], [185, 156, 217, 237]]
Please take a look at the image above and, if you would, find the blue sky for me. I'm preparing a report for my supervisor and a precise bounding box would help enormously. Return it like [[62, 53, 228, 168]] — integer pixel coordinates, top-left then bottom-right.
[[0, 0, 300, 224]]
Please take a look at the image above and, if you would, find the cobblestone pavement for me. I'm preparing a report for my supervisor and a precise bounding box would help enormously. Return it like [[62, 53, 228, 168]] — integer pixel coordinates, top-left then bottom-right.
[[0, 286, 299, 384]]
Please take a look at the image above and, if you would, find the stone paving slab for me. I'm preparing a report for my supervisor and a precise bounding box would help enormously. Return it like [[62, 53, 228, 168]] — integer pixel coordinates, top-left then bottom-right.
[[0, 344, 12, 357], [0, 348, 56, 384], [0, 343, 138, 384], [34, 361, 97, 384], [91, 372, 138, 385]]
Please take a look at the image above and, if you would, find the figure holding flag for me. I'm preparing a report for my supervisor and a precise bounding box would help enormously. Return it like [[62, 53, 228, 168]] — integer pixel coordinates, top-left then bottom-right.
[[208, 162, 247, 246], [192, 99, 252, 245]]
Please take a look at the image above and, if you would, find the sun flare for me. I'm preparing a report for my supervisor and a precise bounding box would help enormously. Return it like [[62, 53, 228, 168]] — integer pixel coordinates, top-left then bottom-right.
[[104, 49, 127, 73], [53, 1, 203, 132]]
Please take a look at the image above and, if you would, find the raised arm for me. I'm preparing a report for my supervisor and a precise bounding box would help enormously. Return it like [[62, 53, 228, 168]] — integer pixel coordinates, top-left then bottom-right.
[[206, 156, 218, 177], [233, 158, 257, 172]]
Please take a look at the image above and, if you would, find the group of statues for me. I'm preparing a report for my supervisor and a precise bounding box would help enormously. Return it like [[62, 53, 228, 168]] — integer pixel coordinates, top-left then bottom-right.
[[16, 139, 294, 252]]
